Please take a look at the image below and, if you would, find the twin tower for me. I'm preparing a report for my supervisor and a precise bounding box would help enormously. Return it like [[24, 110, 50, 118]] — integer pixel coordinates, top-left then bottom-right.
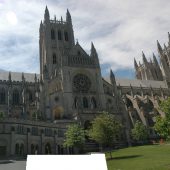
[[134, 35, 170, 87]]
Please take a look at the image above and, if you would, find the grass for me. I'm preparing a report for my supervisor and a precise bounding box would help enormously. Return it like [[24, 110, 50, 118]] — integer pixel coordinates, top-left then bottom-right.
[[106, 144, 170, 170]]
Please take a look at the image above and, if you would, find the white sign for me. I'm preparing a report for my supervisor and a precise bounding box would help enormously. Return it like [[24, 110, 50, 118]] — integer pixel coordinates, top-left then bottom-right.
[[26, 154, 108, 170]]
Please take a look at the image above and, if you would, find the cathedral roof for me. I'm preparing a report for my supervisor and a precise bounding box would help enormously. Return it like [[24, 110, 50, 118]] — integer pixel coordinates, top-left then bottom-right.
[[0, 71, 40, 82], [103, 77, 168, 89]]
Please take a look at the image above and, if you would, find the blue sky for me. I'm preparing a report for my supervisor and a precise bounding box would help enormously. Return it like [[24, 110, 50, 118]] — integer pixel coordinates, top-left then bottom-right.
[[0, 0, 170, 78]]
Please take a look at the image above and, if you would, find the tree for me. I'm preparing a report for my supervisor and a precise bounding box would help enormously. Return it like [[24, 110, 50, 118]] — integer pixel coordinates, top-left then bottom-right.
[[131, 120, 148, 142], [64, 124, 85, 153], [154, 116, 170, 140], [154, 97, 170, 140], [88, 112, 122, 159]]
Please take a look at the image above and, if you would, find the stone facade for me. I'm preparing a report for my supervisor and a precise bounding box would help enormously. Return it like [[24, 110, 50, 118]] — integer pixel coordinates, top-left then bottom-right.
[[0, 6, 170, 157]]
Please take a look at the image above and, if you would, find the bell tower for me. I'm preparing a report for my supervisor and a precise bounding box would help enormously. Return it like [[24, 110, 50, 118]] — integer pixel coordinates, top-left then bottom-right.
[[39, 6, 75, 80], [39, 7, 105, 122]]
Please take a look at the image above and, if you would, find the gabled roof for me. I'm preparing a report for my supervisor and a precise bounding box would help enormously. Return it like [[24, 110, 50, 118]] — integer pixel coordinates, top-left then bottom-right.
[[69, 42, 89, 57], [0, 72, 40, 82], [103, 77, 168, 89]]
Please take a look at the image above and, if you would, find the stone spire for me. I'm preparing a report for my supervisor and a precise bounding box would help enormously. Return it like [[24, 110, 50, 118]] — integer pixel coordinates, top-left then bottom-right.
[[66, 9, 72, 23], [90, 42, 98, 57], [142, 51, 147, 65], [134, 58, 138, 70], [39, 20, 43, 32], [22, 72, 25, 82], [44, 6, 50, 21], [164, 43, 168, 53], [8, 72, 11, 82], [157, 40, 163, 55], [153, 53, 159, 66], [110, 69, 116, 85], [34, 73, 37, 83], [168, 32, 170, 45]]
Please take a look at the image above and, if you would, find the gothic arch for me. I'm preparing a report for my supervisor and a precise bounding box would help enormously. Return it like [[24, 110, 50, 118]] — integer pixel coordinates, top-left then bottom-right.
[[91, 97, 97, 109], [13, 89, 20, 105], [52, 53, 57, 64], [0, 87, 6, 104], [84, 120, 91, 130], [20, 143, 24, 155], [45, 143, 51, 154], [15, 143, 20, 155], [83, 97, 88, 108], [58, 30, 62, 40], [64, 31, 68, 41], [27, 90, 33, 102], [51, 29, 55, 40], [31, 144, 35, 154], [74, 97, 78, 109]]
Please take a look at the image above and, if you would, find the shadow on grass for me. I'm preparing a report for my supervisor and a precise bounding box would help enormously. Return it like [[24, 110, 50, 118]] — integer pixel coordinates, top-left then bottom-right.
[[107, 155, 142, 161], [0, 160, 14, 164]]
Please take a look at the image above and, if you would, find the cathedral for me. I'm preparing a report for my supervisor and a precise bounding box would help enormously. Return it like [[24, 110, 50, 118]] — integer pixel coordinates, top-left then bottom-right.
[[0, 6, 170, 157]]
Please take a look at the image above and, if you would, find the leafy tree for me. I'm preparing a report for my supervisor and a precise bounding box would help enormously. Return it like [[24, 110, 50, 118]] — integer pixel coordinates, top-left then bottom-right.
[[64, 124, 85, 153], [131, 120, 148, 142], [154, 116, 170, 140], [154, 97, 170, 140], [88, 112, 122, 159]]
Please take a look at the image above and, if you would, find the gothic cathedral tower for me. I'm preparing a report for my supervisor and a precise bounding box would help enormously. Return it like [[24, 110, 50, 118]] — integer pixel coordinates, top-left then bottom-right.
[[39, 7, 106, 123]]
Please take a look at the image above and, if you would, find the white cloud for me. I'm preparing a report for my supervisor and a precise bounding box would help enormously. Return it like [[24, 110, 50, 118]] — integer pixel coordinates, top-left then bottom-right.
[[0, 0, 170, 77], [6, 11, 17, 25]]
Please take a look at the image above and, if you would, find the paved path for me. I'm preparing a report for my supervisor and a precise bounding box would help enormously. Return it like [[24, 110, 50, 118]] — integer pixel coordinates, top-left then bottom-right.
[[0, 160, 26, 170]]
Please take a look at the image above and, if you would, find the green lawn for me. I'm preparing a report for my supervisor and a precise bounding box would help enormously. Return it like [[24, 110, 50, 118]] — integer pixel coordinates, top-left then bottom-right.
[[106, 144, 170, 170]]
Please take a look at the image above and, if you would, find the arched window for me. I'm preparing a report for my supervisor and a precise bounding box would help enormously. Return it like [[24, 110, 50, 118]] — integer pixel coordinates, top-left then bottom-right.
[[20, 143, 24, 155], [91, 97, 97, 109], [77, 51, 81, 56], [15, 143, 19, 155], [51, 29, 55, 40], [45, 143, 51, 154], [13, 89, 19, 105], [31, 144, 35, 154], [83, 97, 88, 108], [0, 88, 5, 104], [53, 53, 57, 64], [74, 97, 78, 108], [64, 31, 68, 41], [28, 91, 33, 102], [58, 30, 62, 40]]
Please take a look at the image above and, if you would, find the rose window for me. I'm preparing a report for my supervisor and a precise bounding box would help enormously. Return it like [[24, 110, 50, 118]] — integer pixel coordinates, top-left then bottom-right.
[[73, 74, 91, 92]]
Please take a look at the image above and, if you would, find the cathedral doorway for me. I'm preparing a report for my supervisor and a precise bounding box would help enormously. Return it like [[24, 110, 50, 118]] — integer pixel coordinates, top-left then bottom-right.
[[45, 143, 51, 154], [84, 120, 92, 141], [15, 143, 20, 155], [20, 143, 24, 155]]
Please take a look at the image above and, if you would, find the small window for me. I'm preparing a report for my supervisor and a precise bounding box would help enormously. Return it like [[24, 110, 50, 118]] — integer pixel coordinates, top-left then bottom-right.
[[53, 53, 57, 64], [13, 89, 19, 105], [64, 31, 68, 41], [28, 91, 33, 102], [83, 97, 88, 108], [91, 97, 97, 108], [74, 97, 78, 108], [51, 29, 55, 40], [0, 88, 5, 104], [58, 30, 62, 40]]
